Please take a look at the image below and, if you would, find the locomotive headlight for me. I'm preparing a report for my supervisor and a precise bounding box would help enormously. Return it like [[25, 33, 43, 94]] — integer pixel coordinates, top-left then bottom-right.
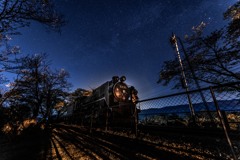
[[120, 76, 126, 82], [113, 82, 129, 102], [115, 91, 120, 97]]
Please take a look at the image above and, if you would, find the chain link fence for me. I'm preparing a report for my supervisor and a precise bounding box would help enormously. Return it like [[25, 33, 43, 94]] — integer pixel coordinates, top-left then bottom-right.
[[138, 82, 240, 130]]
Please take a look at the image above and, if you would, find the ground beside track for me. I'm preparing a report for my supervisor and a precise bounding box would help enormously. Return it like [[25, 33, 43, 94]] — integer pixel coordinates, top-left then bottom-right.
[[0, 123, 238, 160]]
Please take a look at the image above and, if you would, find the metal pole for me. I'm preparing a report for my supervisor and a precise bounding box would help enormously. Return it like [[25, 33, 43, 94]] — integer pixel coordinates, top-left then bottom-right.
[[134, 104, 138, 137], [209, 87, 237, 160], [170, 34, 196, 122], [177, 37, 214, 123], [130, 87, 138, 136], [90, 111, 93, 134]]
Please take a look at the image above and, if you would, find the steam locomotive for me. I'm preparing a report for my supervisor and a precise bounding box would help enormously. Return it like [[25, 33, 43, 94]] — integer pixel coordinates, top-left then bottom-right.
[[66, 76, 139, 132]]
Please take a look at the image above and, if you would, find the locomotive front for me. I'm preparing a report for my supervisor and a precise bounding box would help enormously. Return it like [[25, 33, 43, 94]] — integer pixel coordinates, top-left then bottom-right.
[[108, 76, 139, 128], [110, 76, 138, 105]]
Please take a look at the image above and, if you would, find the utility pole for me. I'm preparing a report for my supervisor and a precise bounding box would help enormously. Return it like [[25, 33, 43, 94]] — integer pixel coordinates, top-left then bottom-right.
[[170, 33, 196, 123]]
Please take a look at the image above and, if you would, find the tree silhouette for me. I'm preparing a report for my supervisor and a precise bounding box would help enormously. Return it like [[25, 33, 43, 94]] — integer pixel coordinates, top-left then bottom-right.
[[224, 1, 240, 41], [0, 0, 65, 86], [0, 1, 66, 131], [41, 68, 71, 121], [0, 0, 64, 34], [5, 54, 71, 119], [158, 2, 240, 89]]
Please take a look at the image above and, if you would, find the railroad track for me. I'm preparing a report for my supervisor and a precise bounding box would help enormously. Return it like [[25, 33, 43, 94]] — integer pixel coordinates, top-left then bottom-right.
[[53, 124, 201, 159], [53, 123, 240, 159]]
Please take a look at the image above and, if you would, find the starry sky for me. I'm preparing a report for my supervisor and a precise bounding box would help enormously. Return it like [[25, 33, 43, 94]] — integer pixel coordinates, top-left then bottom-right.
[[9, 0, 236, 99]]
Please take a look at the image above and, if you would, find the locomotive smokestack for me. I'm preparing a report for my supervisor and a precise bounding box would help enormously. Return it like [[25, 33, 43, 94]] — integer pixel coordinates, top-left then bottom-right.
[[112, 76, 119, 84]]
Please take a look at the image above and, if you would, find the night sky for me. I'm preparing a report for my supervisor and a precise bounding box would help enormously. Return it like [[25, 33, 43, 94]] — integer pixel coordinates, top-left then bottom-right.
[[10, 0, 236, 99]]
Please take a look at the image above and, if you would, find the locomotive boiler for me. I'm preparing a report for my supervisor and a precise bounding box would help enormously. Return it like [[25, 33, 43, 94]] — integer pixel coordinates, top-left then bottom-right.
[[71, 76, 139, 132]]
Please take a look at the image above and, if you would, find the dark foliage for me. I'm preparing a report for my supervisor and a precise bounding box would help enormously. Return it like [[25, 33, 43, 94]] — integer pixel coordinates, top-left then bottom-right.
[[0, 0, 65, 86], [0, 0, 65, 35], [158, 2, 240, 89], [5, 54, 71, 119]]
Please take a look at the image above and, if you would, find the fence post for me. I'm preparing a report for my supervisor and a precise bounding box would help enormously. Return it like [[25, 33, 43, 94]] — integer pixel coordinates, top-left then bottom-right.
[[221, 111, 231, 131], [90, 111, 93, 134], [134, 104, 138, 137], [105, 108, 109, 132], [209, 87, 237, 160]]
